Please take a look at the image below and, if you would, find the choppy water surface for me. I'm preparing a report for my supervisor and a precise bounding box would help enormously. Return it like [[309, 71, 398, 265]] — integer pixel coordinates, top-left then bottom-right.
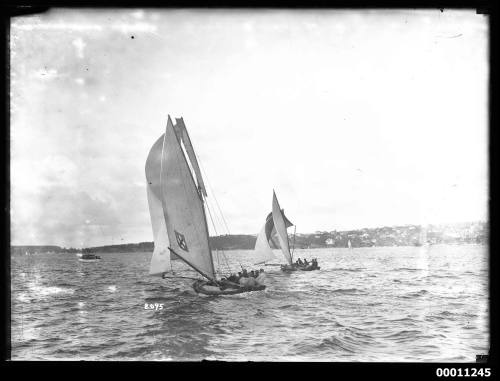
[[11, 245, 488, 361]]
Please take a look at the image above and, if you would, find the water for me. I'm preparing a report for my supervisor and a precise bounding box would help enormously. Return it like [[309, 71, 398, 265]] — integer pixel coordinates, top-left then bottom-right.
[[11, 245, 489, 361]]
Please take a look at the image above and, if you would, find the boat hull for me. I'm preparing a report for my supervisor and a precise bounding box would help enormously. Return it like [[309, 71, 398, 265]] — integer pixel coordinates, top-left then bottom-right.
[[280, 264, 298, 273], [298, 266, 320, 271], [281, 264, 320, 272], [192, 280, 265, 296], [78, 258, 100, 262]]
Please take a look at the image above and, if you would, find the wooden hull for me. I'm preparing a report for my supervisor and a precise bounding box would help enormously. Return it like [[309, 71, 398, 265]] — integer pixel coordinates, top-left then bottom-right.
[[298, 266, 320, 271], [78, 259, 100, 262], [281, 265, 320, 272], [192, 280, 265, 296]]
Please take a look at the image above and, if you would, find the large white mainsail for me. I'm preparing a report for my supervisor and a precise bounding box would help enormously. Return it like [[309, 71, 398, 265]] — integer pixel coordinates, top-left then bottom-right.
[[146, 134, 172, 275], [272, 191, 293, 265], [160, 116, 216, 281]]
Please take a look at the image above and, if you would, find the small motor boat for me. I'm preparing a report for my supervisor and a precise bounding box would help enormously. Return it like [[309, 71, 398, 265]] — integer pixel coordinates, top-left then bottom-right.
[[78, 254, 101, 262]]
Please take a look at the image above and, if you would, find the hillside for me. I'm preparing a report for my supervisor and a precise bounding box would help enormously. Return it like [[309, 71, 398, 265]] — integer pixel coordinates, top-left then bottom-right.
[[11, 221, 488, 254]]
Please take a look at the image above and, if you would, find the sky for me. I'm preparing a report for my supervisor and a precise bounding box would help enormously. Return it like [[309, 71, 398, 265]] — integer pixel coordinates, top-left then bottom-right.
[[10, 9, 488, 248]]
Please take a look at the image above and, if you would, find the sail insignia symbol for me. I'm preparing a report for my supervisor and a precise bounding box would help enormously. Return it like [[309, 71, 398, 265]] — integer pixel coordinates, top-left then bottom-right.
[[175, 230, 189, 251]]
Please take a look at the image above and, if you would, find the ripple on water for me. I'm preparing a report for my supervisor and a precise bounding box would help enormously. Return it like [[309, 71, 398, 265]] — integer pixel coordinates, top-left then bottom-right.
[[10, 246, 489, 361]]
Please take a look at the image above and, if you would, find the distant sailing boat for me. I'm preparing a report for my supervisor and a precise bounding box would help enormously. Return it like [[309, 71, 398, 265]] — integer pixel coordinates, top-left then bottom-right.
[[253, 191, 294, 267], [254, 191, 319, 272], [416, 225, 429, 247], [348, 239, 352, 249], [145, 115, 265, 296]]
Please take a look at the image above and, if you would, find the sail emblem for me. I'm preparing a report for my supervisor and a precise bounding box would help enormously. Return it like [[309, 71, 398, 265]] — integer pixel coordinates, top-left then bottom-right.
[[175, 230, 189, 251]]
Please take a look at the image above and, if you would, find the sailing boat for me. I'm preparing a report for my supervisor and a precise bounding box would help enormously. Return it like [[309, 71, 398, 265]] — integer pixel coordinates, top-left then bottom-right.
[[348, 239, 352, 249], [254, 191, 319, 272], [253, 201, 293, 267], [416, 225, 429, 247], [145, 115, 265, 296]]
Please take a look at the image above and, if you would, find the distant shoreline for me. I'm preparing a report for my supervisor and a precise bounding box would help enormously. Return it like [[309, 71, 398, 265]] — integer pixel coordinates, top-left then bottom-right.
[[10, 242, 487, 255], [11, 221, 488, 254]]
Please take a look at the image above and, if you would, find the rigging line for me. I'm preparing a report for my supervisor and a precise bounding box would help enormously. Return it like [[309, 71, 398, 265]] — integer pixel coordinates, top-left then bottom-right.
[[204, 196, 232, 275], [195, 153, 244, 272], [203, 191, 243, 272], [195, 151, 231, 235], [204, 197, 219, 237], [205, 193, 224, 237], [290, 225, 297, 258]]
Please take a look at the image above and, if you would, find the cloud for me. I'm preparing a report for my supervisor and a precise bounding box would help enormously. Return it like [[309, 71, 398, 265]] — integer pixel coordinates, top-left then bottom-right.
[[10, 9, 488, 247], [110, 22, 158, 34], [12, 21, 104, 32], [11, 186, 122, 248], [31, 68, 59, 80], [72, 38, 86, 58]]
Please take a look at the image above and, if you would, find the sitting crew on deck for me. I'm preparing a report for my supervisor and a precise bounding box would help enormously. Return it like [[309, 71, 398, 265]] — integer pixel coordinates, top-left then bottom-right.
[[303, 259, 309, 266], [256, 269, 266, 283], [239, 273, 257, 287], [242, 269, 249, 277], [297, 258, 303, 266], [249, 270, 255, 278]]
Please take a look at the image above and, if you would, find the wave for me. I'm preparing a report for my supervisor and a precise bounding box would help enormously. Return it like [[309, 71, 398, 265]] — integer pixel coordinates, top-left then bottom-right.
[[399, 290, 429, 298], [384, 329, 422, 339], [388, 316, 421, 323], [318, 336, 357, 353], [31, 286, 75, 297], [423, 274, 459, 279], [331, 288, 365, 294], [278, 304, 295, 309]]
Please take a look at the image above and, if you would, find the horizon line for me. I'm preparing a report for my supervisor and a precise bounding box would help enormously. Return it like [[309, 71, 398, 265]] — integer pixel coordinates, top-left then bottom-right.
[[11, 219, 488, 249]]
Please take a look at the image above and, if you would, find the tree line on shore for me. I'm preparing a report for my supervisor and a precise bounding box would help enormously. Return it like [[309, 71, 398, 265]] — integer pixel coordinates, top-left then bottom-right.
[[11, 221, 487, 254]]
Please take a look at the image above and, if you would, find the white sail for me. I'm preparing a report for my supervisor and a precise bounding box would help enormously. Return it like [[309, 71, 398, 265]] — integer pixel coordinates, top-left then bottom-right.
[[146, 184, 172, 275], [254, 223, 277, 264], [160, 116, 216, 281], [146, 134, 172, 275], [272, 191, 293, 265], [348, 239, 352, 249]]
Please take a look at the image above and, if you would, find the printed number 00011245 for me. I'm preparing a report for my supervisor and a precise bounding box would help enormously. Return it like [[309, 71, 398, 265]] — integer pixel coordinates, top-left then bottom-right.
[[436, 368, 491, 377]]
